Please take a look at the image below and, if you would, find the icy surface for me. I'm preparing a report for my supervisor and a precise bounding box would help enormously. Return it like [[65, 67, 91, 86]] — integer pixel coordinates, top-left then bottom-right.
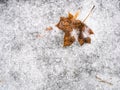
[[0, 0, 120, 90]]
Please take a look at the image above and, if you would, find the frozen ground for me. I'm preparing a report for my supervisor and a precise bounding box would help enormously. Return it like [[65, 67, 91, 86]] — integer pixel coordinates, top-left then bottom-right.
[[0, 0, 120, 90]]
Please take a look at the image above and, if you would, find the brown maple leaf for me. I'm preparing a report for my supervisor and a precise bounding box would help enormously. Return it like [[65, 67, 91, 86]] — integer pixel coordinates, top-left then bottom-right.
[[63, 31, 75, 47], [56, 6, 95, 47]]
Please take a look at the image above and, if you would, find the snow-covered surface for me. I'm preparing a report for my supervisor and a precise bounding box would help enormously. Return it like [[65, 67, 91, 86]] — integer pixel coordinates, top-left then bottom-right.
[[0, 0, 120, 90]]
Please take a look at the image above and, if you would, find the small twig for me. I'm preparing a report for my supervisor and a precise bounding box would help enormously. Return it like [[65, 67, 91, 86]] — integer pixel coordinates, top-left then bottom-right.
[[83, 5, 95, 22], [95, 75, 113, 85]]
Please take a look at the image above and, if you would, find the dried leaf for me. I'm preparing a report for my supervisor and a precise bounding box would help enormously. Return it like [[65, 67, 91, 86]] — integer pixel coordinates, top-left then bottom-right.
[[72, 20, 81, 29], [73, 10, 80, 19], [46, 26, 53, 31], [63, 32, 75, 47], [81, 24, 94, 35], [56, 17, 73, 32], [78, 30, 85, 46], [84, 37, 91, 43], [56, 8, 94, 47], [68, 12, 74, 19], [78, 39, 84, 46], [88, 29, 94, 34]]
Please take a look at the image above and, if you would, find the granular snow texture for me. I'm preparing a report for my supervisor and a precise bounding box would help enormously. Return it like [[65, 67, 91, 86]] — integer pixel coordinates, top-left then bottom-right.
[[0, 0, 120, 90]]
